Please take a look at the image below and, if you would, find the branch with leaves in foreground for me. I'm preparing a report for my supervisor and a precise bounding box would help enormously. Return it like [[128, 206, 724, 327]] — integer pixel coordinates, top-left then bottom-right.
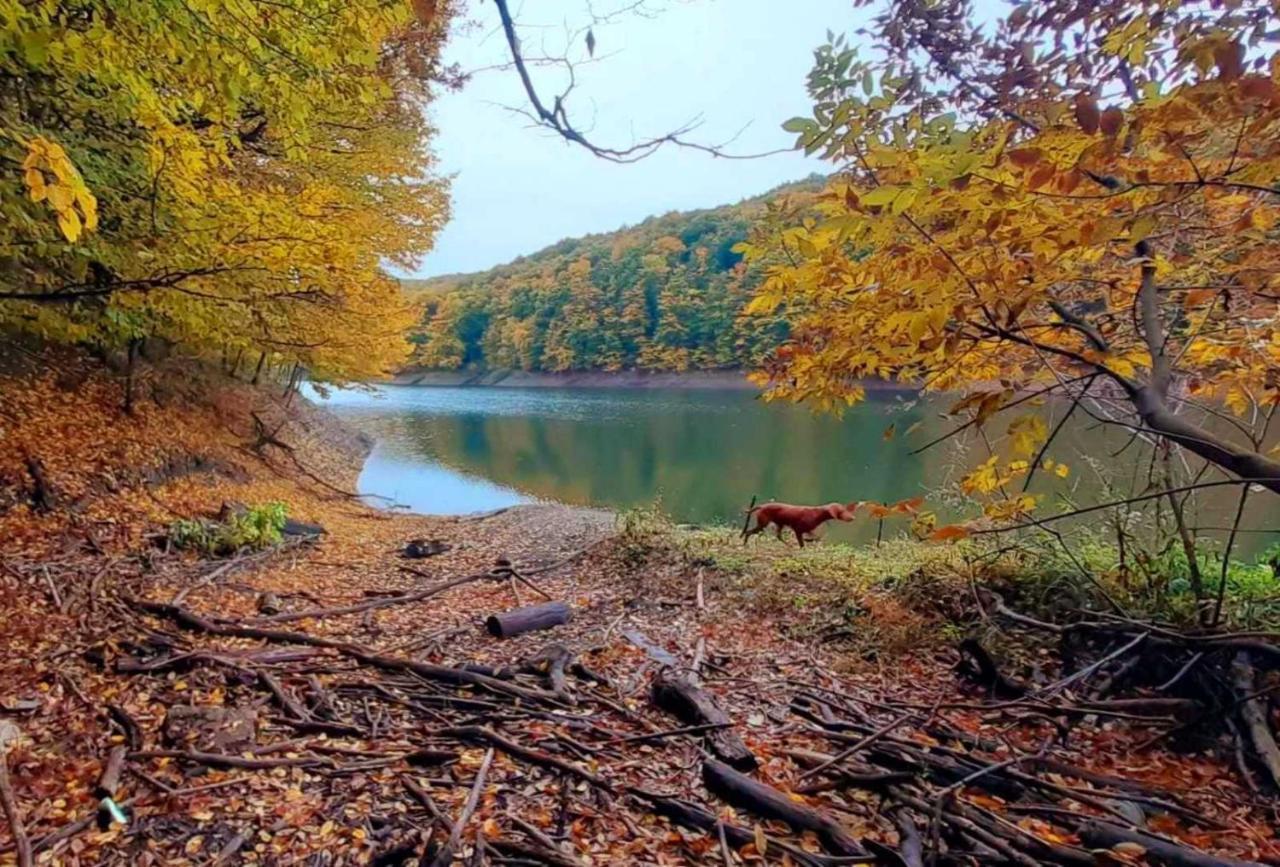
[[742, 0, 1280, 523]]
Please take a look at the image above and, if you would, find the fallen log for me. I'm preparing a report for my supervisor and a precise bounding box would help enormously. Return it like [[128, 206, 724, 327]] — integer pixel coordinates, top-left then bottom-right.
[[628, 788, 834, 867], [486, 601, 571, 638], [1230, 651, 1280, 790], [651, 669, 755, 770], [1079, 821, 1264, 867], [701, 759, 866, 857]]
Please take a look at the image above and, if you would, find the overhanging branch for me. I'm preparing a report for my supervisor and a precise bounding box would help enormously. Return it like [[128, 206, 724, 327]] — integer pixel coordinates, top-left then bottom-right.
[[491, 0, 789, 162]]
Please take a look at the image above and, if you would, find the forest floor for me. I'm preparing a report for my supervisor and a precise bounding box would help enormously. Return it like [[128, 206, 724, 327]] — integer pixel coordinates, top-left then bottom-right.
[[0, 352, 1277, 866]]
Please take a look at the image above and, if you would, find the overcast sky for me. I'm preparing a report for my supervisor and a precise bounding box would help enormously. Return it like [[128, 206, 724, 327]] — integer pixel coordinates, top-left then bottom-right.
[[412, 0, 859, 277]]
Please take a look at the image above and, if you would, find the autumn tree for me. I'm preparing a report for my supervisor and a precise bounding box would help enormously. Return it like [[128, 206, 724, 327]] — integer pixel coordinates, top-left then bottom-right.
[[408, 180, 807, 373], [745, 0, 1280, 536], [1, 0, 453, 385]]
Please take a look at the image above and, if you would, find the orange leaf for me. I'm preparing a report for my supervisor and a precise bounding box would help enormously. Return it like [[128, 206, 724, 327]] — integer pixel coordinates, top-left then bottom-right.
[[893, 496, 924, 514], [930, 524, 970, 542]]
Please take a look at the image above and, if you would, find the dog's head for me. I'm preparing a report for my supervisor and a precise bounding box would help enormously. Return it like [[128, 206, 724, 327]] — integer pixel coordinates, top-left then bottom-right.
[[826, 502, 857, 522]]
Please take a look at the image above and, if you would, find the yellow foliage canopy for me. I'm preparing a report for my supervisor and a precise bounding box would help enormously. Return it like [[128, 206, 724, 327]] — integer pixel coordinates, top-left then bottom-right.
[[747, 0, 1280, 500], [1, 0, 454, 382]]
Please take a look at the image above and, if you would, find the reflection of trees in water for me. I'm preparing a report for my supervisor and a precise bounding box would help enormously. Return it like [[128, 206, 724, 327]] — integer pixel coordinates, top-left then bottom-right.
[[375, 393, 933, 526], [346, 390, 1280, 552]]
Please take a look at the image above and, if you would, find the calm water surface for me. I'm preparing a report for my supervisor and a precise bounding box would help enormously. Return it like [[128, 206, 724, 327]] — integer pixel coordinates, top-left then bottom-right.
[[307, 384, 1279, 552]]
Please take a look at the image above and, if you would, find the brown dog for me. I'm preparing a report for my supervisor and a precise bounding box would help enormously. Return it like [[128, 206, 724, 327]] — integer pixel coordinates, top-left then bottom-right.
[[742, 501, 858, 547]]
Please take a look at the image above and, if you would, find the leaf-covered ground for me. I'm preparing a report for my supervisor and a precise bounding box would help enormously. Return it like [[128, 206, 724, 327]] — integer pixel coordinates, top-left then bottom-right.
[[1, 358, 1277, 865]]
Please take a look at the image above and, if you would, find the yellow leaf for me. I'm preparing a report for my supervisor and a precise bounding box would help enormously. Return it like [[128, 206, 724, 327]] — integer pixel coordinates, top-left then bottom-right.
[[859, 186, 901, 207], [1007, 415, 1048, 458], [1130, 214, 1156, 242]]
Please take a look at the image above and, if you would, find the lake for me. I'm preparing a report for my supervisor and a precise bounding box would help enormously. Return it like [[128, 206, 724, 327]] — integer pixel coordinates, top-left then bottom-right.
[[307, 383, 1279, 553]]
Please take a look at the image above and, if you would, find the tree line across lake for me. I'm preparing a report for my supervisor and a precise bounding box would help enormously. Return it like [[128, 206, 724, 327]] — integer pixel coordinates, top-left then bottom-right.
[[403, 177, 822, 373]]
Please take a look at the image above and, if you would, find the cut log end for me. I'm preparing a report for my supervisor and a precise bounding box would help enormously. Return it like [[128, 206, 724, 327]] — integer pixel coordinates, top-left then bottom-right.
[[485, 601, 571, 638]]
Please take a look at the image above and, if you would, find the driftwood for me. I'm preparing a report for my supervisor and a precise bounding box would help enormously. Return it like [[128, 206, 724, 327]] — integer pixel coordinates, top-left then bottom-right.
[[0, 730, 32, 867], [249, 570, 489, 625], [107, 703, 143, 751], [128, 749, 326, 770], [486, 601, 571, 638], [628, 789, 830, 867], [1230, 652, 1280, 790], [429, 747, 493, 867], [957, 639, 1026, 698], [94, 745, 128, 799], [701, 759, 866, 857], [651, 669, 755, 771], [487, 837, 583, 867], [1079, 822, 1265, 867], [521, 644, 575, 703]]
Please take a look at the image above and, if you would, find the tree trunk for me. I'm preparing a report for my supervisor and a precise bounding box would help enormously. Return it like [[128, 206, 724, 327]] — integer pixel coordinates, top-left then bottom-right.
[[1133, 386, 1280, 495], [229, 347, 244, 379], [250, 351, 266, 386]]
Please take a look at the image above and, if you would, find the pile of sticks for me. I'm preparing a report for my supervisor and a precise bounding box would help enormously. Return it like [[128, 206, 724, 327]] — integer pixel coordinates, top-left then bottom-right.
[[3, 548, 1276, 866]]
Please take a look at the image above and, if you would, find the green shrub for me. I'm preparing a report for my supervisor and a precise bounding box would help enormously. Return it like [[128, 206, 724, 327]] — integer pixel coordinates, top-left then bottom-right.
[[170, 502, 288, 556], [615, 500, 673, 566]]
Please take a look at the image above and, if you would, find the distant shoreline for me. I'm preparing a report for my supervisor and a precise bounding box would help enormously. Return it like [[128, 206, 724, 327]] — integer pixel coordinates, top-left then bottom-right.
[[390, 368, 913, 392]]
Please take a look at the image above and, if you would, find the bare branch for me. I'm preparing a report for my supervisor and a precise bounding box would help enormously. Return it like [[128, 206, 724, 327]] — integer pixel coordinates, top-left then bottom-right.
[[491, 0, 790, 162]]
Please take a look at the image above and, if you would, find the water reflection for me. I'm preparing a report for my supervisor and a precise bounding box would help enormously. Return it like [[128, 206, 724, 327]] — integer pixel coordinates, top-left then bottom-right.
[[308, 384, 1279, 552]]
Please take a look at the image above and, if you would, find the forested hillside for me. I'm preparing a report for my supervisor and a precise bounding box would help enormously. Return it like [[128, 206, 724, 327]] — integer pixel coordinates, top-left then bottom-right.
[[407, 177, 822, 372]]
